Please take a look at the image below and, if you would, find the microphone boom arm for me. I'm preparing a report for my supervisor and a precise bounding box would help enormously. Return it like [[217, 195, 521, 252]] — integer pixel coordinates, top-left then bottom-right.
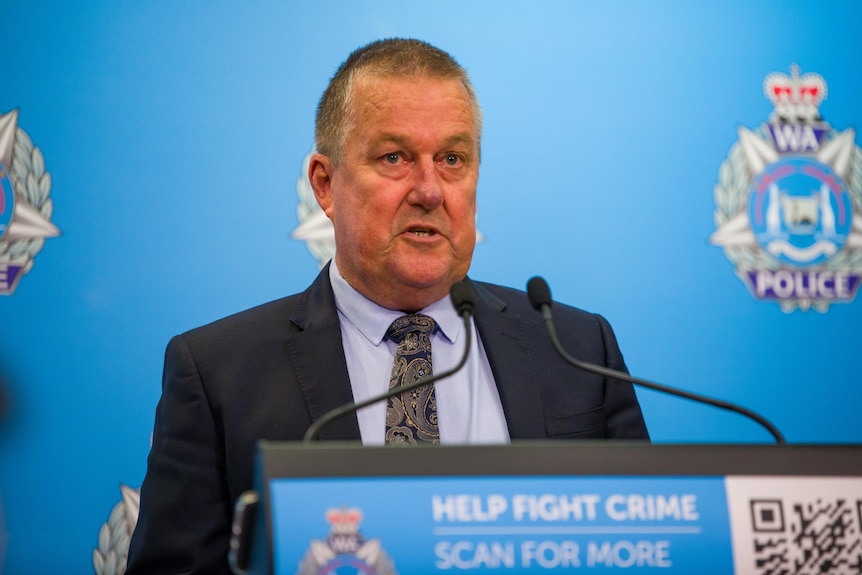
[[538, 304, 786, 444]]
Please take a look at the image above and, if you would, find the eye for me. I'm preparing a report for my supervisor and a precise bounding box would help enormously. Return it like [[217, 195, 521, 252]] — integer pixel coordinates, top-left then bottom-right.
[[443, 153, 461, 166], [384, 152, 401, 164]]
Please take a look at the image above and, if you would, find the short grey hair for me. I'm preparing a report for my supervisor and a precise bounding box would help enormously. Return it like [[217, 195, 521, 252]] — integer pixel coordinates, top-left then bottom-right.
[[314, 38, 483, 164]]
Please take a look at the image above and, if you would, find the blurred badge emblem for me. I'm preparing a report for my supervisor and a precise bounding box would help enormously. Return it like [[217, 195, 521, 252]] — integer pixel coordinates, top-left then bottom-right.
[[711, 65, 862, 312], [297, 507, 398, 575], [0, 109, 60, 295]]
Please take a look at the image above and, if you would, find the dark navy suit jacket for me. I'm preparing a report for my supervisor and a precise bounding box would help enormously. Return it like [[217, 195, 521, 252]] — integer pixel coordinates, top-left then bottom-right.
[[127, 266, 649, 574]]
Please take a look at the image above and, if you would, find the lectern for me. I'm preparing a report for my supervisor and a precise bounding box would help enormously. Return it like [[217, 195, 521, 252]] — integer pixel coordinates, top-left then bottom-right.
[[232, 442, 862, 574]]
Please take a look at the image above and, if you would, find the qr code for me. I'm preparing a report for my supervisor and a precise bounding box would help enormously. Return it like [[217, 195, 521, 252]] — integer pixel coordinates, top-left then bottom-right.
[[750, 498, 862, 574]]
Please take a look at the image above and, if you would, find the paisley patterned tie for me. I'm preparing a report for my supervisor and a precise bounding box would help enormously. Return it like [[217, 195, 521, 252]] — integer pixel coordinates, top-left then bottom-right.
[[385, 314, 439, 445]]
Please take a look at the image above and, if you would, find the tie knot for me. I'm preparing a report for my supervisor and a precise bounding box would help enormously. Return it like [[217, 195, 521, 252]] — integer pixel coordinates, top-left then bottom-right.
[[386, 314, 436, 344]]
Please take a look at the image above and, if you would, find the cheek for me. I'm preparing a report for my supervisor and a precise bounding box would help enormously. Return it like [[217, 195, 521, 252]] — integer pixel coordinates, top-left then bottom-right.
[[336, 196, 390, 245], [451, 192, 477, 227]]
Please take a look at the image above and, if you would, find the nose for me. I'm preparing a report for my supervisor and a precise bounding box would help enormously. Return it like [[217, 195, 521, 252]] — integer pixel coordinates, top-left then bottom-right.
[[407, 158, 444, 210]]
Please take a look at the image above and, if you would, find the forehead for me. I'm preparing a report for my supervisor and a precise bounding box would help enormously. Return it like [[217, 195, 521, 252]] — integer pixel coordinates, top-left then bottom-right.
[[348, 75, 478, 144]]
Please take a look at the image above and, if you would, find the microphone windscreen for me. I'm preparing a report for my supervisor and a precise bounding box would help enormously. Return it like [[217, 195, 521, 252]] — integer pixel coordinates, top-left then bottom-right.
[[450, 281, 476, 316], [527, 276, 552, 310]]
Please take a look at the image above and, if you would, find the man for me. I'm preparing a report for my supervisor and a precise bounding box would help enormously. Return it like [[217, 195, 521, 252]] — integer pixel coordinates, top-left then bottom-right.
[[127, 38, 648, 574]]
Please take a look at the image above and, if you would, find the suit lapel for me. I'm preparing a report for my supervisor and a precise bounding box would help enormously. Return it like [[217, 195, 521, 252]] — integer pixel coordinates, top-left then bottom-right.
[[285, 264, 362, 441], [470, 281, 546, 439]]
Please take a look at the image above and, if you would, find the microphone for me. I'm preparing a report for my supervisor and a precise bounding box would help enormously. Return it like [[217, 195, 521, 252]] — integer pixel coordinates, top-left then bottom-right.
[[526, 276, 786, 444], [303, 280, 477, 443]]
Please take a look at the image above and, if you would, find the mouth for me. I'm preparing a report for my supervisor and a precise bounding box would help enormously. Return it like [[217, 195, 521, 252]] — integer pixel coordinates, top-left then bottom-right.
[[407, 226, 438, 238]]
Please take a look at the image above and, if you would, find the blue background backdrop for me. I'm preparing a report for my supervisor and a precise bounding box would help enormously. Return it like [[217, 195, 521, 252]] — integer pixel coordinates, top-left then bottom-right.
[[1, 1, 860, 572]]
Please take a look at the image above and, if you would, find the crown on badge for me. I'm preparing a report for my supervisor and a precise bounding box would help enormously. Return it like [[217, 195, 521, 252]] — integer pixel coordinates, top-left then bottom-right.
[[763, 64, 827, 123], [326, 507, 363, 535]]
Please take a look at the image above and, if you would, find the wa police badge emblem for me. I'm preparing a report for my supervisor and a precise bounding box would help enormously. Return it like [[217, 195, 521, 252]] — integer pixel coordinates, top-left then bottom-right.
[[710, 66, 862, 312], [0, 109, 60, 295], [297, 507, 398, 575]]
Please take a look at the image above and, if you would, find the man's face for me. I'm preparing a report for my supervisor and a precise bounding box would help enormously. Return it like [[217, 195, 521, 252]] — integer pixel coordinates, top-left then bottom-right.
[[310, 75, 480, 312]]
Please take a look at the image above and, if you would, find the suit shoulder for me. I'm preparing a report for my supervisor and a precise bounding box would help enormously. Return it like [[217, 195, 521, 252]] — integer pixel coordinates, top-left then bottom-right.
[[178, 293, 305, 348], [472, 280, 599, 322]]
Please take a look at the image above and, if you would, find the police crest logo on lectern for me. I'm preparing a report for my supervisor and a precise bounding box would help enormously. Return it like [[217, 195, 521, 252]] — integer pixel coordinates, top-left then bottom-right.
[[296, 507, 398, 575], [710, 65, 862, 312], [0, 109, 60, 295]]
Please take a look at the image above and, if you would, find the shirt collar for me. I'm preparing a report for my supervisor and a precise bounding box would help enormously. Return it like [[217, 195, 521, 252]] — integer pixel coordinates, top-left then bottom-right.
[[329, 260, 462, 345]]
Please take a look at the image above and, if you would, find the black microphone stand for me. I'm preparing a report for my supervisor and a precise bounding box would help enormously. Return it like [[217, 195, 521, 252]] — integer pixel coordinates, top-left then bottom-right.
[[527, 277, 786, 444]]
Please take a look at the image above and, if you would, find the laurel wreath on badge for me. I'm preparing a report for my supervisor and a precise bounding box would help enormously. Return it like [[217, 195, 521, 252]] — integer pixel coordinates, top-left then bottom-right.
[[92, 485, 140, 575], [0, 126, 54, 272], [714, 131, 773, 273]]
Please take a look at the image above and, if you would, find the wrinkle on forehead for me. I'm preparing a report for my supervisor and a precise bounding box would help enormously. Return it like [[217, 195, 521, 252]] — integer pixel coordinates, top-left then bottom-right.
[[369, 132, 477, 152], [347, 74, 480, 151]]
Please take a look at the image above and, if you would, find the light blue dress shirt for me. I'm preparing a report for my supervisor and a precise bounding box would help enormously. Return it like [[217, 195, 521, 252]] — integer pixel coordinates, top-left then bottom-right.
[[329, 261, 510, 446]]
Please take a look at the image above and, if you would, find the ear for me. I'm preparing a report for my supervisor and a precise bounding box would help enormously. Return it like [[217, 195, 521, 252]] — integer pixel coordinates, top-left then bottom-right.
[[308, 153, 335, 219]]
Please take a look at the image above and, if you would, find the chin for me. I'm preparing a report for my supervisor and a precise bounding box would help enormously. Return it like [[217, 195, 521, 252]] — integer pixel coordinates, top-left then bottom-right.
[[392, 261, 450, 287], [389, 251, 469, 290], [403, 270, 470, 298]]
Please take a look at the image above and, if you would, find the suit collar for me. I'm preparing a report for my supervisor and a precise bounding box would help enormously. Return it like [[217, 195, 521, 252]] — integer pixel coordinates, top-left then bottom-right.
[[286, 263, 362, 441], [469, 279, 547, 439]]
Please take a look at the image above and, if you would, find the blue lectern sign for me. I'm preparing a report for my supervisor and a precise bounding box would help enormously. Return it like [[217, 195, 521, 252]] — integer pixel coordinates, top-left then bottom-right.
[[271, 476, 733, 574]]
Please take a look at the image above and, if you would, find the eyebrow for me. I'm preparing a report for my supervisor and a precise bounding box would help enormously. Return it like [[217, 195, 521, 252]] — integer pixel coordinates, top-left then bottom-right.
[[372, 132, 476, 150]]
